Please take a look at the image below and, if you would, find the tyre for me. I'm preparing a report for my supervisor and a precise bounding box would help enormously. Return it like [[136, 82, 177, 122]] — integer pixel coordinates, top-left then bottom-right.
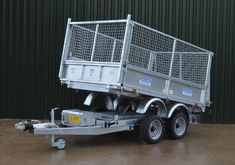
[[54, 137, 67, 150], [166, 112, 189, 139], [139, 115, 164, 144]]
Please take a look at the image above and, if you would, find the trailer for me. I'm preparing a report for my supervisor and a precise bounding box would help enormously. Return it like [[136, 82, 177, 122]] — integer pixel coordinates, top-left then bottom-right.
[[15, 15, 213, 150]]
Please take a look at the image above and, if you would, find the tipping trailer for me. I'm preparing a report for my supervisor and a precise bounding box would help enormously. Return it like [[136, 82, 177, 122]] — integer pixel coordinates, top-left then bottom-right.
[[15, 15, 213, 150]]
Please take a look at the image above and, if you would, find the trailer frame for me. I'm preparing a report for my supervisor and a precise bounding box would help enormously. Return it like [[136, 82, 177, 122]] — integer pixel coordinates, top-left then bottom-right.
[[15, 15, 213, 149]]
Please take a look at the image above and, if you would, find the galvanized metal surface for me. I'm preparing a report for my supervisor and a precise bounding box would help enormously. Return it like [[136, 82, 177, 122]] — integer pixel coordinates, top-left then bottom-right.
[[60, 16, 212, 109], [0, 0, 234, 123]]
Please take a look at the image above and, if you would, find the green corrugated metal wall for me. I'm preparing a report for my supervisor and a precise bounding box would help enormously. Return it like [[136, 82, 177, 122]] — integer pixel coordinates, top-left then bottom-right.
[[0, 0, 234, 123]]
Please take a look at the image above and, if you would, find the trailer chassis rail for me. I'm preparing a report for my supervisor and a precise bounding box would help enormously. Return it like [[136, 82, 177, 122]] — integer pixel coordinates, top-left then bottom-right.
[[16, 108, 144, 149]]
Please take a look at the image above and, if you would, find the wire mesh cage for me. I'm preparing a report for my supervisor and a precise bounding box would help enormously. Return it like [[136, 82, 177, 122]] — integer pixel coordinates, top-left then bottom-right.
[[66, 17, 211, 86]]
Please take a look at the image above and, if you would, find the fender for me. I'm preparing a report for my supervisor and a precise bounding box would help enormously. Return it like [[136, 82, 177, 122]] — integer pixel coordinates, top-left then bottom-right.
[[167, 103, 188, 119], [84, 92, 114, 110], [84, 92, 97, 106], [136, 98, 167, 118]]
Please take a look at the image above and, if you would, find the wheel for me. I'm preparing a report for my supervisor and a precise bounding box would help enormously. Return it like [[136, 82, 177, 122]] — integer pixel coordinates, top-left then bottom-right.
[[139, 115, 164, 144], [166, 112, 189, 139], [54, 137, 67, 150]]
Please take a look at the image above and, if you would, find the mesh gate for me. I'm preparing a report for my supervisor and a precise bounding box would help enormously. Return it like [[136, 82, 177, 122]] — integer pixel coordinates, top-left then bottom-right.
[[68, 22, 126, 63]]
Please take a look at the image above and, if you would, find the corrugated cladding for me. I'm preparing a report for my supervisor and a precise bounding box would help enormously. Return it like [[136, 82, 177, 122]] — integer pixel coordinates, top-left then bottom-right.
[[0, 0, 234, 123]]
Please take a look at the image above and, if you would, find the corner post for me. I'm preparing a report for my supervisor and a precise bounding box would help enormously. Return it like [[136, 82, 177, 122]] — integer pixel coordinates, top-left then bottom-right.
[[58, 18, 72, 78], [117, 14, 133, 83]]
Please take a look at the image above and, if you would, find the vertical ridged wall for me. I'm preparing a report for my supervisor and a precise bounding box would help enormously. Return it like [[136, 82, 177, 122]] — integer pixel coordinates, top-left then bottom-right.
[[0, 0, 234, 123]]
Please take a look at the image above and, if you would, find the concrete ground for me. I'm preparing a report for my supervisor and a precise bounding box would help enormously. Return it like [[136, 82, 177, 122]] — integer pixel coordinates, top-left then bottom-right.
[[0, 119, 235, 165]]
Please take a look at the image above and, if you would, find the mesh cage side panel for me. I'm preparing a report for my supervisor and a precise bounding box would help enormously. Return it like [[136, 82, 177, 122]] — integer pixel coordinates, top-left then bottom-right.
[[128, 23, 209, 85], [128, 23, 174, 75], [68, 23, 126, 62], [68, 26, 94, 61], [171, 53, 209, 85]]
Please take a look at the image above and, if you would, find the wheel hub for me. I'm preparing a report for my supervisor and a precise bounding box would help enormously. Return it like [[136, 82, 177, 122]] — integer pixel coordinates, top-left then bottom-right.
[[55, 138, 66, 150], [149, 120, 162, 140], [174, 117, 186, 136]]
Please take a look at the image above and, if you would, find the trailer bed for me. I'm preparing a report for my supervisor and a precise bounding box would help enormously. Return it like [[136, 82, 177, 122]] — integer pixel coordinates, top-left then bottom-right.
[[59, 15, 213, 109]]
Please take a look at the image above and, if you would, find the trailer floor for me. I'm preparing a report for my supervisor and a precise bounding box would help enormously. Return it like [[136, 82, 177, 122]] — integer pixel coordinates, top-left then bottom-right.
[[0, 119, 235, 165]]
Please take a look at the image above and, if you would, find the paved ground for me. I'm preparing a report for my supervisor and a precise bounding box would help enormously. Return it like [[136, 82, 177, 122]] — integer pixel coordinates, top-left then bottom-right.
[[0, 119, 235, 165]]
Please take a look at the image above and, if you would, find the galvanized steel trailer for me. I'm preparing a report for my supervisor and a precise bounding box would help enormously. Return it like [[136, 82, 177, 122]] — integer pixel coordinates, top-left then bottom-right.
[[15, 15, 213, 149]]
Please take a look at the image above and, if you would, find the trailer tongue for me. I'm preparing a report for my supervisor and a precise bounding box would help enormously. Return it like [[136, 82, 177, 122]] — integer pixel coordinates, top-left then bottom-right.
[[15, 107, 145, 150], [15, 15, 213, 150]]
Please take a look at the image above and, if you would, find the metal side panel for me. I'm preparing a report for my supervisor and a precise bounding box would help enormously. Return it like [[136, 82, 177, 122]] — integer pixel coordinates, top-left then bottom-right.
[[123, 67, 167, 98], [63, 64, 120, 83], [123, 66, 205, 107], [62, 81, 118, 93], [60, 62, 123, 92], [168, 80, 204, 106]]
